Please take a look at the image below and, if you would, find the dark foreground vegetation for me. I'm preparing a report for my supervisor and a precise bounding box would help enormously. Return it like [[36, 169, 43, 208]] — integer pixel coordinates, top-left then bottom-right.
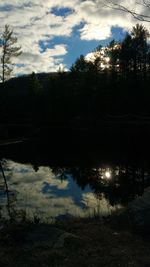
[[0, 216, 150, 267]]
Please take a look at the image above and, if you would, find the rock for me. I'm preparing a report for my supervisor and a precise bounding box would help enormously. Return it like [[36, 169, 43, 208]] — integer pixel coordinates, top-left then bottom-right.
[[53, 232, 78, 249], [110, 248, 120, 256], [24, 225, 79, 250], [128, 187, 150, 234]]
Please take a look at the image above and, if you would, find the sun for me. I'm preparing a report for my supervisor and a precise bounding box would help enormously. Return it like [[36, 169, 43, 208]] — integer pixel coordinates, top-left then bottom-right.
[[105, 171, 111, 179]]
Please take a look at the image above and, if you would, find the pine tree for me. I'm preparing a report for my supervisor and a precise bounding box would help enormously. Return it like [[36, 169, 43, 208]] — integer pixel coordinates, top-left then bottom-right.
[[0, 25, 22, 83]]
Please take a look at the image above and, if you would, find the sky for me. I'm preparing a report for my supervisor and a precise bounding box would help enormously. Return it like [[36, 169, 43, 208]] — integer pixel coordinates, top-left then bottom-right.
[[0, 0, 150, 76]]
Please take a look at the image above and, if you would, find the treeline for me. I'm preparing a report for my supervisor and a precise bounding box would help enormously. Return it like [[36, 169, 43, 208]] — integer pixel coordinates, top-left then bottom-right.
[[1, 24, 150, 128], [72, 24, 150, 77]]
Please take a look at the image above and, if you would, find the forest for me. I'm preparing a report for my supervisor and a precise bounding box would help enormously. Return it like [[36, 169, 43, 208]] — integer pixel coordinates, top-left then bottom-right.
[[0, 23, 150, 149]]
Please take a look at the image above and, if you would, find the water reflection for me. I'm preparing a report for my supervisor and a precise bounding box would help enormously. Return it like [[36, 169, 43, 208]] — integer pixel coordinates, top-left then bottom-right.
[[0, 159, 150, 222]]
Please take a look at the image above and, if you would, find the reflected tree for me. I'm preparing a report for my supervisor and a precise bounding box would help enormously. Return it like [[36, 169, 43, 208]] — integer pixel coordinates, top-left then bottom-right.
[[0, 161, 11, 218]]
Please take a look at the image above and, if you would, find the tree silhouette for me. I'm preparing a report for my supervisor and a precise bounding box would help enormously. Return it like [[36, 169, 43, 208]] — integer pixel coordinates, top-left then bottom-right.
[[119, 34, 133, 75], [29, 72, 43, 96], [105, 40, 121, 73], [0, 25, 22, 83], [131, 24, 149, 74], [102, 24, 150, 76], [70, 55, 95, 73]]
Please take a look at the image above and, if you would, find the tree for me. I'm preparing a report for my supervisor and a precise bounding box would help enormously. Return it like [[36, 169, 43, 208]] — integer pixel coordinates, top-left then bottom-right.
[[119, 33, 133, 74], [130, 24, 149, 73], [29, 72, 43, 95], [105, 40, 121, 73], [0, 25, 22, 83], [119, 24, 149, 75], [104, 0, 150, 22], [70, 55, 95, 73]]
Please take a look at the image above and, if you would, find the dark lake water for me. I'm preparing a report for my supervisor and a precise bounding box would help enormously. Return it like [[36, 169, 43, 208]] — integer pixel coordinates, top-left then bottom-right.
[[0, 160, 121, 221], [0, 140, 149, 222], [0, 150, 150, 222]]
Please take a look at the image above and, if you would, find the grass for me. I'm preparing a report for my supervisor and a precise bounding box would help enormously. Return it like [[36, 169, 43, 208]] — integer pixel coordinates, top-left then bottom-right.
[[0, 214, 150, 267]]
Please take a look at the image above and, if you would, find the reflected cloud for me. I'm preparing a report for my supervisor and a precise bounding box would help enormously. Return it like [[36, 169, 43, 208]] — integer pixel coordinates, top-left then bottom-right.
[[82, 192, 122, 216], [2, 159, 145, 222]]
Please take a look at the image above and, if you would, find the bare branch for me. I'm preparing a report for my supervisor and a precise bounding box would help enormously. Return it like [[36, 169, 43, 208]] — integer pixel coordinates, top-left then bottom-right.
[[143, 0, 150, 8], [104, 0, 150, 22]]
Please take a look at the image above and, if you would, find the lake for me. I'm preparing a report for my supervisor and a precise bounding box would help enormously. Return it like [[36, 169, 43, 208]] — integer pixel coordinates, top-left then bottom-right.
[[0, 141, 149, 222]]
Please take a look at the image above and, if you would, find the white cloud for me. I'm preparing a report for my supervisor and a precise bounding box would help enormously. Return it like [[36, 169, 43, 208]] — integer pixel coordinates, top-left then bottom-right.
[[0, 0, 150, 76], [44, 44, 67, 57], [80, 23, 111, 40], [12, 44, 67, 75]]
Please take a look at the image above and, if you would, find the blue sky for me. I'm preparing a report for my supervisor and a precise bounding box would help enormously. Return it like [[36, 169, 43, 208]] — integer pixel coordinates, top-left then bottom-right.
[[0, 0, 148, 76]]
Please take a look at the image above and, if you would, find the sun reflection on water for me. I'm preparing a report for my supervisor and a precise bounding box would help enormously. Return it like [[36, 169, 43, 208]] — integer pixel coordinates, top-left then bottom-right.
[[0, 160, 124, 222]]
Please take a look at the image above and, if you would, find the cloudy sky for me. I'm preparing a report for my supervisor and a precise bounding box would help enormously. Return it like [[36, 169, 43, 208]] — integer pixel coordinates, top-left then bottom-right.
[[0, 0, 150, 76]]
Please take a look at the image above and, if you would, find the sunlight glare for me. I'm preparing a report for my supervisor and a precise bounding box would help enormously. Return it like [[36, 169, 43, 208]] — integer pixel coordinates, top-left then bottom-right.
[[105, 171, 111, 179], [105, 57, 110, 63]]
